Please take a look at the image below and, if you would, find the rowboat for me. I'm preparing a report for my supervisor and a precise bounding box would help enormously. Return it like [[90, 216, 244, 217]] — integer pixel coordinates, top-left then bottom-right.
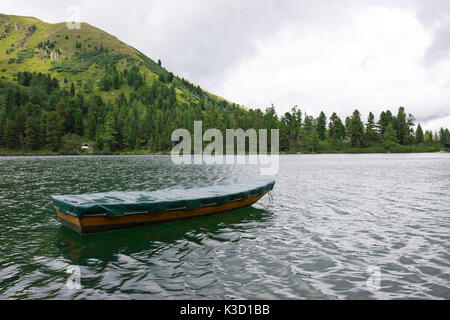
[[52, 178, 275, 234]]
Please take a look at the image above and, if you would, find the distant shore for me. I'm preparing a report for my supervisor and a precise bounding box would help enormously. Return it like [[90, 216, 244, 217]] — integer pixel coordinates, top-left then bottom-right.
[[1, 147, 448, 157]]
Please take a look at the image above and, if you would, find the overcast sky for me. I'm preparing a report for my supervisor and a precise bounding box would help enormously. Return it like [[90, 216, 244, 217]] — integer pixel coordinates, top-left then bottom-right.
[[1, 0, 449, 131]]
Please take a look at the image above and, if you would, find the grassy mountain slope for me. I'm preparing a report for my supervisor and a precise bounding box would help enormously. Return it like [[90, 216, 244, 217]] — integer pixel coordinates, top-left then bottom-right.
[[0, 13, 231, 105]]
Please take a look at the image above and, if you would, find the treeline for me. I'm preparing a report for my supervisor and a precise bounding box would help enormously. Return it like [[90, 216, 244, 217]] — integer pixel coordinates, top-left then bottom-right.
[[278, 107, 449, 153], [0, 69, 449, 155]]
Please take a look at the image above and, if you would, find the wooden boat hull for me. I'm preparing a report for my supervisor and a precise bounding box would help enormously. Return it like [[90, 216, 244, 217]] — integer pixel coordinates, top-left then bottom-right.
[[57, 193, 266, 234]]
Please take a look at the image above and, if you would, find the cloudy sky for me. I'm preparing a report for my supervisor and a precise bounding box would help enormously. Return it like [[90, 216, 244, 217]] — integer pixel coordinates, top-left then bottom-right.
[[1, 0, 449, 131]]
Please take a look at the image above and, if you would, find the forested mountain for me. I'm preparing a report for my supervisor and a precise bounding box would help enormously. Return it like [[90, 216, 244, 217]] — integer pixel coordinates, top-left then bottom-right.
[[0, 14, 449, 155]]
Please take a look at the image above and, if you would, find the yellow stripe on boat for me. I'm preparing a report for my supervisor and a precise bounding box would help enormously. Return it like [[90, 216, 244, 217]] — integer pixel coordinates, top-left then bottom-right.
[[53, 179, 275, 234]]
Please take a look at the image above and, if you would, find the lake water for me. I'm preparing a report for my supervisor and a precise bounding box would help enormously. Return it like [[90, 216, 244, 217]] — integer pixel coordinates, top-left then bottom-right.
[[0, 154, 449, 299]]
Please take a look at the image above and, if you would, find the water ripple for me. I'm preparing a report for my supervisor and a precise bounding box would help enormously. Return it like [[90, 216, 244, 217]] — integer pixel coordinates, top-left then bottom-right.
[[0, 154, 449, 299]]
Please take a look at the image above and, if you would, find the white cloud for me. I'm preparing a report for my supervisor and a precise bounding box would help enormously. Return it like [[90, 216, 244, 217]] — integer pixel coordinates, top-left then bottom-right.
[[422, 115, 450, 132], [219, 5, 450, 131]]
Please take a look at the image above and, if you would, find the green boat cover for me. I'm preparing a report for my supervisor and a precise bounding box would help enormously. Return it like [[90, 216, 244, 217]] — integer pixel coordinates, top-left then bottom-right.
[[52, 178, 275, 218]]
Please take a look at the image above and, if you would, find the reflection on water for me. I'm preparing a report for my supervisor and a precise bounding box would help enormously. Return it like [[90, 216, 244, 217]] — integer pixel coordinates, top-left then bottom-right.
[[0, 154, 449, 299]]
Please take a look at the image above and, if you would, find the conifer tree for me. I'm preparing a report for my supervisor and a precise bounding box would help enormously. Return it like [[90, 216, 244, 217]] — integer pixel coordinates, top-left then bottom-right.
[[46, 111, 63, 151], [396, 107, 408, 145], [415, 124, 424, 143], [24, 117, 39, 150], [365, 112, 378, 143], [424, 130, 433, 143], [383, 122, 398, 150], [4, 120, 17, 149], [349, 109, 365, 147], [444, 129, 450, 147], [317, 111, 327, 140]]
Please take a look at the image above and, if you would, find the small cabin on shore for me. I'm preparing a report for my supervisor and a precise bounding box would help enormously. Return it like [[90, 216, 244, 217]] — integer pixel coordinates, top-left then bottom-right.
[[81, 143, 93, 153]]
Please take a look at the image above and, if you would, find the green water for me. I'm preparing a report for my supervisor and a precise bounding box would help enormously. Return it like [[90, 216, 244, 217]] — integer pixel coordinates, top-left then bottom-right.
[[0, 154, 449, 299]]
